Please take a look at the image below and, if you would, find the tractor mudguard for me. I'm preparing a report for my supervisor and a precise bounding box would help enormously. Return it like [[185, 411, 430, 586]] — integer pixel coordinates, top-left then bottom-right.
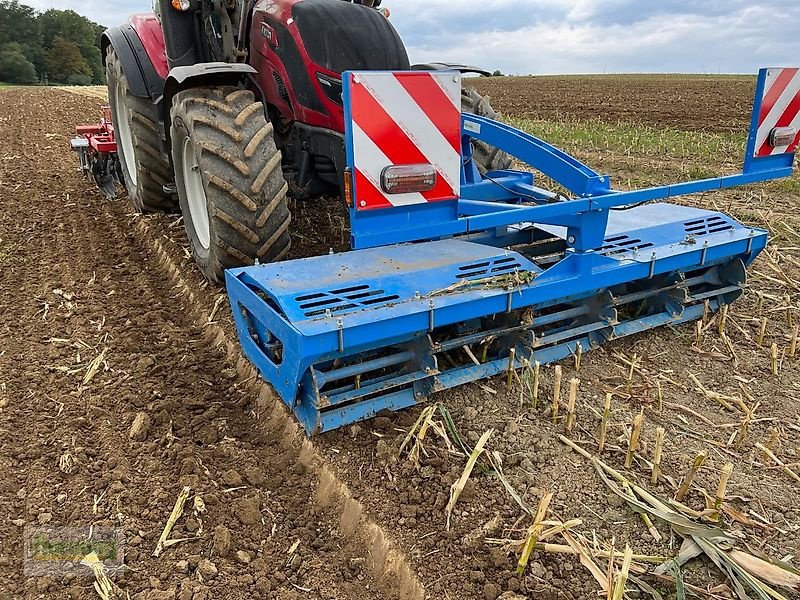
[[162, 62, 259, 147], [102, 18, 167, 100], [163, 63, 258, 106], [164, 62, 257, 88]]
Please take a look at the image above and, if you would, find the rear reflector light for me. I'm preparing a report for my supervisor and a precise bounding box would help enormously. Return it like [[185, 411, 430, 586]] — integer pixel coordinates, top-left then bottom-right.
[[343, 168, 353, 207], [768, 127, 798, 148], [381, 164, 437, 194]]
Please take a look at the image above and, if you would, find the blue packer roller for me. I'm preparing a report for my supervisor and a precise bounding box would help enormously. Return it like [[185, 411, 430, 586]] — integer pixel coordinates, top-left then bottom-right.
[[226, 68, 796, 434]]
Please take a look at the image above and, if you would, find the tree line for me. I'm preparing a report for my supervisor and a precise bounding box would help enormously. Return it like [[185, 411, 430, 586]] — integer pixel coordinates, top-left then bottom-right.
[[0, 0, 106, 85]]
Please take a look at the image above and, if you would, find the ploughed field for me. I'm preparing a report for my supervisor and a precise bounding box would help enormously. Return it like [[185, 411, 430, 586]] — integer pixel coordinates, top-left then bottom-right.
[[470, 74, 756, 133], [0, 76, 798, 600]]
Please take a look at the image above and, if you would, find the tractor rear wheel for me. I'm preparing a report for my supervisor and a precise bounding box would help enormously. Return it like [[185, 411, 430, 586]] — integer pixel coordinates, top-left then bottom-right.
[[461, 87, 513, 173], [106, 46, 175, 212], [170, 87, 291, 283]]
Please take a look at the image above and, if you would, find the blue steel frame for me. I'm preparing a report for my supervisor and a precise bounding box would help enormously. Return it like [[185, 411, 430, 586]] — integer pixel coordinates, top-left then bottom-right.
[[345, 68, 795, 252], [225, 68, 796, 435]]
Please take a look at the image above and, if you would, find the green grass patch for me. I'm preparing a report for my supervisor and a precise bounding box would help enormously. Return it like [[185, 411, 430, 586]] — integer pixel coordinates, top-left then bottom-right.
[[767, 172, 800, 195], [506, 115, 746, 163], [503, 115, 800, 196]]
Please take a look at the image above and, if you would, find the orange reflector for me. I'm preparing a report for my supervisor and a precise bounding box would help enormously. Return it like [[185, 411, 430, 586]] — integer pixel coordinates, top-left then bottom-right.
[[380, 164, 437, 194], [171, 0, 190, 11], [769, 127, 798, 148], [343, 169, 353, 207]]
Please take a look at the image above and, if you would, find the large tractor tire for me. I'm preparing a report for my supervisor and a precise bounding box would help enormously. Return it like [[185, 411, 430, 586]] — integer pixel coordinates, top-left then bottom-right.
[[170, 87, 291, 283], [461, 87, 513, 173], [106, 47, 176, 212]]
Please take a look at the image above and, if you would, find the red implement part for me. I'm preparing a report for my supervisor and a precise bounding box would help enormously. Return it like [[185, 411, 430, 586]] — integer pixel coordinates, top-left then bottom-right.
[[71, 106, 121, 198], [74, 107, 117, 153]]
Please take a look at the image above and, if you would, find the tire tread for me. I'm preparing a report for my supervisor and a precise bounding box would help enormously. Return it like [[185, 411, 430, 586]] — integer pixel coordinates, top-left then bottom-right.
[[171, 87, 291, 282], [106, 47, 176, 212], [461, 87, 513, 173]]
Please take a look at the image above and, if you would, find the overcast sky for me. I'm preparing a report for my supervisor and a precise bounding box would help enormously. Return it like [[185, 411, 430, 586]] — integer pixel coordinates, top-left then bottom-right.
[[23, 0, 800, 75]]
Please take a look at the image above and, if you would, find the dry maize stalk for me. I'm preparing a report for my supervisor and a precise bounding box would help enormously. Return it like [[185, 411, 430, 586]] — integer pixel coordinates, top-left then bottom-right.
[[516, 492, 553, 575], [551, 365, 562, 423], [81, 552, 115, 600], [651, 427, 665, 484], [715, 463, 734, 511], [566, 378, 579, 432], [611, 545, 633, 600], [771, 343, 779, 375], [756, 442, 800, 484], [506, 348, 516, 390], [445, 428, 493, 530], [717, 304, 728, 335], [675, 451, 707, 501], [757, 316, 767, 347], [790, 324, 799, 358], [153, 486, 191, 557], [599, 393, 611, 452], [625, 410, 644, 469]]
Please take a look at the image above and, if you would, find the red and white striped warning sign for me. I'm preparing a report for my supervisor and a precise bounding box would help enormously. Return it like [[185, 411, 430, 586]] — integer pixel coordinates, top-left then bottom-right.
[[347, 71, 461, 210], [755, 67, 800, 157]]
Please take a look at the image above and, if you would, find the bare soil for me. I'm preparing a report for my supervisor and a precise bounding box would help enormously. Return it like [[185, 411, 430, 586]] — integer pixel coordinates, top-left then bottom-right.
[[1, 80, 799, 600], [0, 88, 396, 600]]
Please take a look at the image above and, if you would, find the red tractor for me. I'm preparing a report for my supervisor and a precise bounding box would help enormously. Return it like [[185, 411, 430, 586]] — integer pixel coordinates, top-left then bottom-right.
[[100, 0, 510, 282]]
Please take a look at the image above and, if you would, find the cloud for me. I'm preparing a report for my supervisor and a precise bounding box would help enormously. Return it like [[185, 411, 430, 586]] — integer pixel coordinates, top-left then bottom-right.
[[23, 0, 800, 74], [391, 1, 800, 74]]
